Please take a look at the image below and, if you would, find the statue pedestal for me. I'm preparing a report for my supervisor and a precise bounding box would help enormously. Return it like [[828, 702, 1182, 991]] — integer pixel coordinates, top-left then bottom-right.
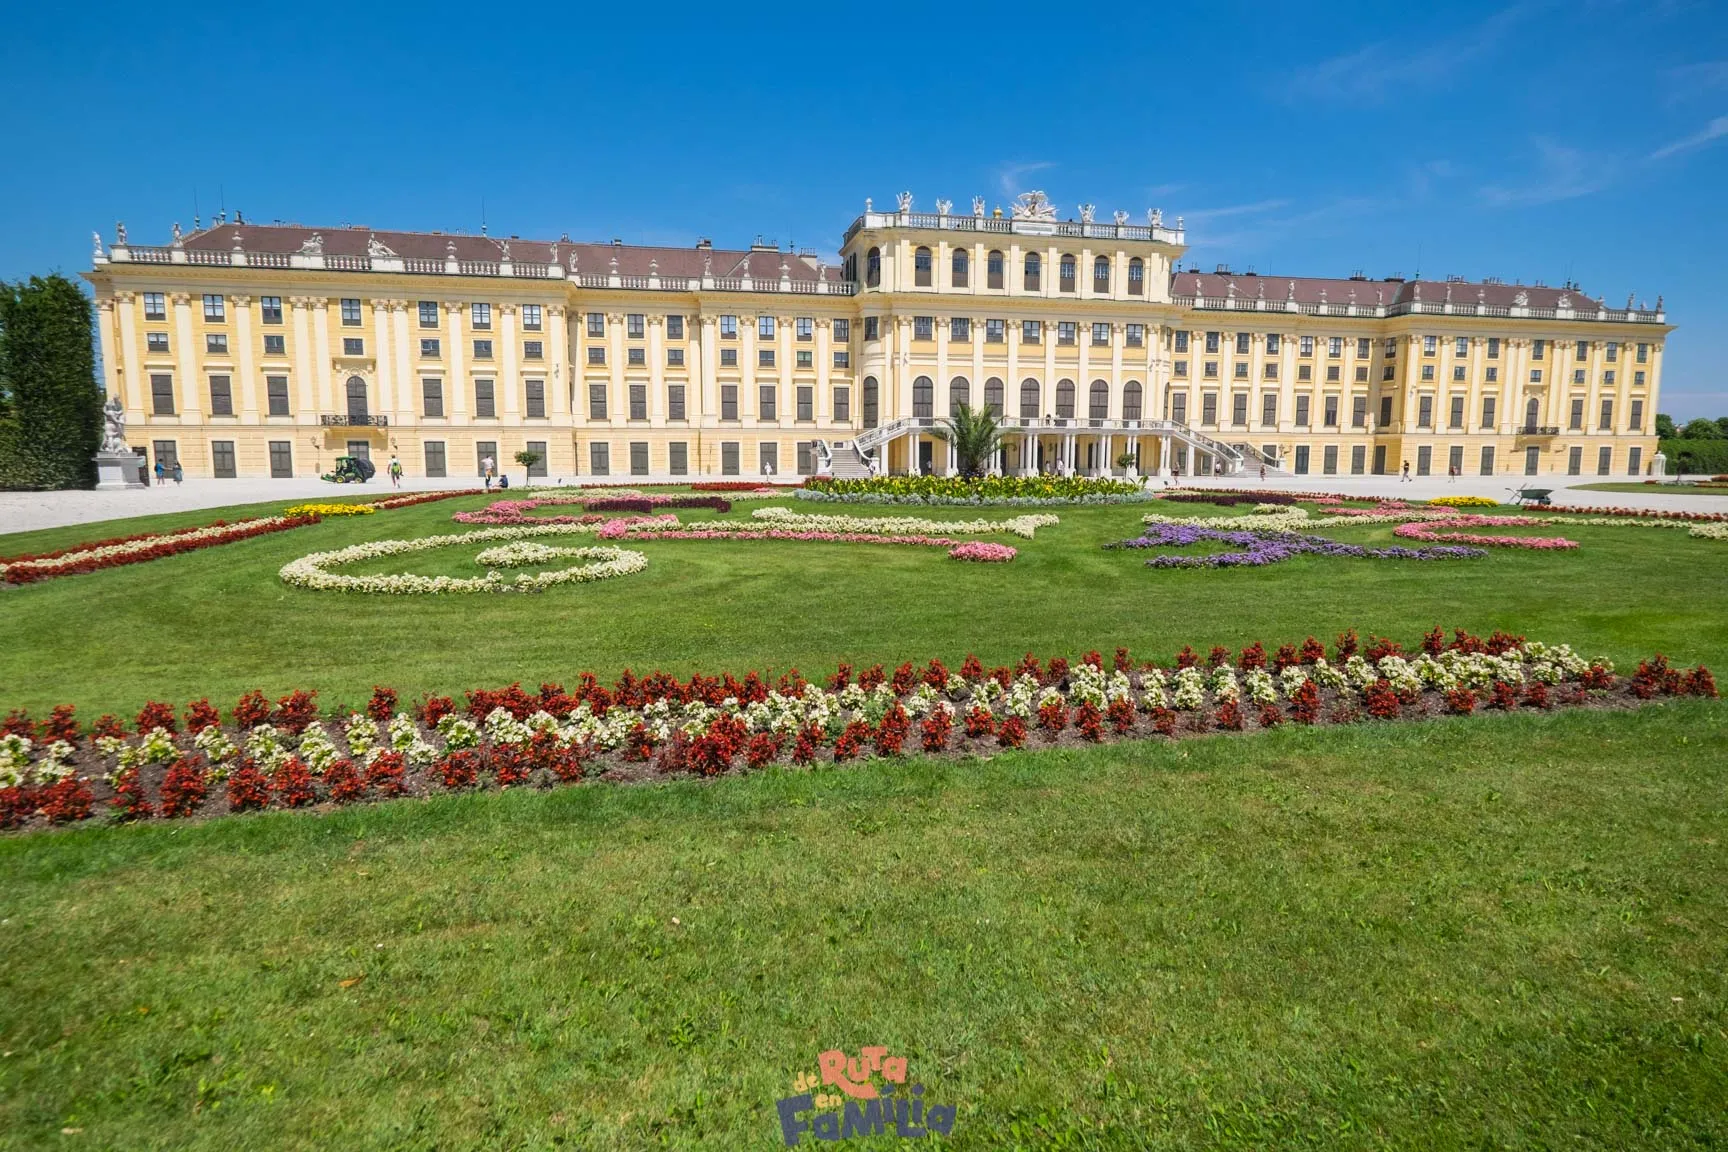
[[96, 450, 146, 490]]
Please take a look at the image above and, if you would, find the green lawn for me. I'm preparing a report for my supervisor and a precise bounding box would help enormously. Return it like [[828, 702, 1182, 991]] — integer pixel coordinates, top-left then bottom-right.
[[3, 491, 1727, 1148], [1570, 481, 1728, 495]]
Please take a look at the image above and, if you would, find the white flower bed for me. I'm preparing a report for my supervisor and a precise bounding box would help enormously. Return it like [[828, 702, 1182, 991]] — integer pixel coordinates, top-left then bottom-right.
[[280, 523, 648, 595]]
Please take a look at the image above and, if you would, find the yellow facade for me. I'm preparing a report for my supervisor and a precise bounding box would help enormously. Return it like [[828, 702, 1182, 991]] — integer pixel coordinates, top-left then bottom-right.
[[83, 195, 1669, 481]]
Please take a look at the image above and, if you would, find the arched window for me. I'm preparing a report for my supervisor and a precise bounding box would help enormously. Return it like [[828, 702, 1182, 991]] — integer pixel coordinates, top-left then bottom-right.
[[951, 248, 969, 288], [1128, 258, 1145, 296], [1019, 378, 1040, 419], [1059, 254, 1077, 291], [1122, 380, 1143, 421], [914, 246, 933, 287], [984, 377, 1004, 417], [866, 247, 881, 288], [1089, 379, 1109, 420], [1525, 396, 1539, 430], [1055, 379, 1076, 419], [346, 376, 368, 419], [949, 376, 970, 415], [1023, 252, 1041, 291], [863, 376, 879, 428], [1093, 255, 1110, 293], [987, 250, 1005, 290], [913, 375, 934, 419]]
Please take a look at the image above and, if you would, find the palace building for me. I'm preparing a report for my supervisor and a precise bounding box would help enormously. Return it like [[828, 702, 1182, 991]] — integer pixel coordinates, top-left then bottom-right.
[[83, 191, 1670, 481]]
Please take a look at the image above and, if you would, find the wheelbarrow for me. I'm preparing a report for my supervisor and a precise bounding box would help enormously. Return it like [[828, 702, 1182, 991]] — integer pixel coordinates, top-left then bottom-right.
[[1507, 487, 1552, 507]]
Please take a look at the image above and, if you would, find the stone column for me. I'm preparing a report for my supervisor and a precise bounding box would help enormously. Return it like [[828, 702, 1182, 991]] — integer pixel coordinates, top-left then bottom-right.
[[290, 297, 318, 423], [391, 301, 414, 429], [112, 292, 141, 424], [171, 293, 202, 422], [499, 304, 520, 419], [233, 295, 258, 420], [444, 301, 468, 420], [372, 299, 396, 419]]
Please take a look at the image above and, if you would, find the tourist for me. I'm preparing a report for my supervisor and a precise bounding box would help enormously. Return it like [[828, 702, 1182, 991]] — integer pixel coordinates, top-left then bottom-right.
[[481, 454, 495, 491], [1401, 461, 1412, 482], [172, 461, 183, 484], [388, 455, 403, 488], [153, 459, 165, 486]]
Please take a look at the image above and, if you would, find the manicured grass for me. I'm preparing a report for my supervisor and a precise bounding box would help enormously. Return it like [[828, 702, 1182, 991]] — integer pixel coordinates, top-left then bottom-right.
[[1570, 481, 1728, 495], [2, 492, 1726, 717], [1, 704, 1725, 1149]]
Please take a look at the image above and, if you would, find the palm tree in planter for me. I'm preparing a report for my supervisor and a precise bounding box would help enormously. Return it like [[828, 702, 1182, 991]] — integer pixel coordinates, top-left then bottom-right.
[[932, 403, 1006, 479], [512, 449, 543, 487]]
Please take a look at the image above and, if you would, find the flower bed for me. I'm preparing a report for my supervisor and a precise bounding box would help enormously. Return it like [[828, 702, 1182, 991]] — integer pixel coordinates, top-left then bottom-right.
[[283, 502, 377, 517], [453, 494, 731, 524], [1428, 495, 1501, 509], [0, 628, 1710, 832], [279, 522, 650, 594], [2, 516, 318, 585], [949, 542, 1017, 563], [1111, 523, 1486, 567], [1160, 492, 1302, 507], [1393, 516, 1579, 550], [691, 482, 792, 494], [752, 507, 1057, 539], [800, 475, 1154, 505], [581, 497, 732, 514]]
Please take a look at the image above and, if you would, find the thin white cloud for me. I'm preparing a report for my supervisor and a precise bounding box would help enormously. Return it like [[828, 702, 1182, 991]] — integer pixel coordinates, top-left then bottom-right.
[[1663, 60, 1728, 104], [995, 161, 1055, 199], [1649, 115, 1728, 159], [1481, 138, 1611, 206], [1287, 3, 1536, 101], [1179, 199, 1290, 225]]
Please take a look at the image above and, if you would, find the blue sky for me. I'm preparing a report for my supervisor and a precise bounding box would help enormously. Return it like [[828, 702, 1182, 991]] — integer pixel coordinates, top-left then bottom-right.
[[3, 0, 1724, 417]]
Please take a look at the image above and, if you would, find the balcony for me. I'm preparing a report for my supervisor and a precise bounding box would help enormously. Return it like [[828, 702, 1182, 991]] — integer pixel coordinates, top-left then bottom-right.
[[320, 414, 389, 427], [1517, 424, 1560, 436]]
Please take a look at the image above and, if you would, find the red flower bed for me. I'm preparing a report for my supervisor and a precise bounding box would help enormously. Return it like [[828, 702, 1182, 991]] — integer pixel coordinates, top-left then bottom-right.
[[2, 515, 318, 585]]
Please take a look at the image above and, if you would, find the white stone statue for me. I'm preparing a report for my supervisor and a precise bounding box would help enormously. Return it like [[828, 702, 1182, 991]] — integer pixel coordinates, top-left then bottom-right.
[[1149, 208, 1162, 226], [896, 191, 913, 211], [368, 234, 398, 258], [1514, 290, 1530, 306], [300, 232, 324, 256], [171, 222, 183, 245], [935, 198, 952, 215], [1079, 203, 1096, 223], [498, 240, 511, 261], [1113, 209, 1129, 226], [92, 231, 103, 259], [115, 221, 127, 244], [1011, 191, 1058, 221], [101, 394, 128, 452], [971, 196, 985, 216]]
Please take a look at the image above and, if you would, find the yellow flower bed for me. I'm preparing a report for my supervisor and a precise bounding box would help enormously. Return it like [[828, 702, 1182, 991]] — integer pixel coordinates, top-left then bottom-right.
[[284, 502, 378, 518], [1428, 495, 1500, 509]]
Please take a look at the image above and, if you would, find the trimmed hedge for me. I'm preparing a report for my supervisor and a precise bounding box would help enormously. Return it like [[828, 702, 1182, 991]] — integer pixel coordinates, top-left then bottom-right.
[[1661, 438, 1728, 476]]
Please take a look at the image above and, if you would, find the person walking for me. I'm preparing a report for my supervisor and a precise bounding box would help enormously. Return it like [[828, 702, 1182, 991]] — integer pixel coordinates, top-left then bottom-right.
[[481, 454, 494, 491], [153, 459, 166, 486], [172, 461, 183, 484], [1401, 461, 1412, 483], [388, 455, 403, 488]]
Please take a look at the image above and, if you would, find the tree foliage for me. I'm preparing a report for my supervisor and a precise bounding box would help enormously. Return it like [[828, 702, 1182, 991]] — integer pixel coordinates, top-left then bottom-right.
[[0, 274, 101, 489], [930, 403, 1005, 479]]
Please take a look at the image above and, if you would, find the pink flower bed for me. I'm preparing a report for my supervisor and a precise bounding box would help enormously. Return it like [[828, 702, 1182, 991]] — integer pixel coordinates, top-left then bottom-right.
[[453, 495, 598, 525], [1394, 516, 1579, 549], [949, 542, 1017, 562], [598, 524, 962, 548]]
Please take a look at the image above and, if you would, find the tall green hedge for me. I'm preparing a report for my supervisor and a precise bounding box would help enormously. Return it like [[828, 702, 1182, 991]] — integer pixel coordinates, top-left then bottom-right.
[[1659, 439, 1728, 477], [0, 274, 101, 490]]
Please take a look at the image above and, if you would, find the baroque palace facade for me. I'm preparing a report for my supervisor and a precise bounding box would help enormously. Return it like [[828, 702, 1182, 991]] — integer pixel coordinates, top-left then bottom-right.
[[83, 191, 1670, 481]]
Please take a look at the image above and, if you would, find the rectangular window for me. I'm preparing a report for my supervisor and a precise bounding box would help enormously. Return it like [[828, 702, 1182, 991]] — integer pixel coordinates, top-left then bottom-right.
[[720, 315, 738, 338], [1629, 447, 1642, 475], [721, 385, 739, 421], [1449, 445, 1464, 475], [1482, 397, 1496, 428], [667, 384, 686, 420], [1323, 445, 1339, 475], [1416, 446, 1431, 476], [1297, 364, 1310, 381], [203, 294, 225, 322], [1488, 337, 1501, 358], [589, 442, 610, 475], [424, 441, 446, 477], [1206, 332, 1220, 354], [627, 314, 645, 339], [1357, 338, 1370, 358], [669, 442, 689, 475], [1295, 396, 1310, 427], [1126, 323, 1144, 347], [1450, 395, 1465, 428], [985, 319, 1004, 343], [588, 347, 605, 365], [1532, 339, 1545, 360], [420, 338, 440, 358], [1453, 336, 1468, 357], [862, 316, 877, 341], [1094, 323, 1112, 347], [796, 317, 813, 341], [628, 348, 645, 366], [1266, 333, 1281, 354], [419, 301, 439, 327], [522, 304, 542, 331], [831, 318, 849, 342], [523, 340, 543, 360], [1056, 321, 1076, 345], [1480, 445, 1495, 476], [147, 332, 169, 352], [834, 387, 850, 422], [1294, 445, 1310, 474], [472, 339, 491, 360], [914, 316, 933, 341], [1232, 393, 1248, 426], [797, 441, 814, 476], [1635, 370, 1645, 386], [587, 312, 605, 337], [1382, 365, 1395, 381], [269, 440, 293, 477], [720, 348, 737, 367], [1568, 446, 1583, 476], [950, 317, 971, 342], [629, 384, 647, 420], [151, 439, 178, 471], [1569, 398, 1584, 429], [526, 379, 546, 418], [1264, 394, 1278, 427], [1175, 331, 1189, 353], [758, 315, 775, 339], [144, 292, 166, 320], [340, 337, 362, 356], [211, 440, 236, 477], [589, 383, 608, 418], [721, 441, 740, 475], [1171, 394, 1187, 424], [667, 315, 684, 339], [1573, 368, 1586, 385], [833, 350, 849, 368], [1022, 320, 1041, 344], [1603, 369, 1615, 386], [150, 373, 175, 415], [208, 375, 233, 416], [266, 375, 290, 416], [1236, 363, 1250, 380], [1599, 399, 1613, 430], [1636, 343, 1649, 363], [759, 385, 777, 420], [258, 296, 282, 324], [1236, 332, 1251, 355], [1423, 335, 1437, 356], [1201, 393, 1218, 424], [1205, 361, 1219, 379], [759, 442, 779, 475], [1351, 445, 1366, 475], [1263, 363, 1278, 380], [630, 442, 650, 476], [1420, 365, 1435, 381], [758, 349, 775, 368], [339, 298, 362, 326], [422, 378, 444, 417], [1605, 341, 1618, 362], [797, 386, 813, 421], [1353, 395, 1368, 428], [1381, 395, 1394, 427], [474, 379, 496, 418], [207, 333, 229, 354], [471, 302, 491, 330], [1598, 446, 1613, 475], [1324, 395, 1339, 427], [1630, 399, 1643, 430], [1455, 366, 1468, 382], [1486, 366, 1498, 383], [1326, 365, 1341, 382], [1174, 360, 1188, 377], [1418, 395, 1433, 427]]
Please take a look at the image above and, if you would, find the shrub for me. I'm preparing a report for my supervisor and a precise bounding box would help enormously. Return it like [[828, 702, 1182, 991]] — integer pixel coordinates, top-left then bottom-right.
[[1421, 627, 1447, 656], [963, 707, 996, 739], [1, 709, 32, 738], [1580, 663, 1616, 690], [435, 749, 482, 790], [1207, 646, 1231, 669], [233, 690, 271, 730], [1363, 680, 1401, 720], [858, 664, 886, 691], [1113, 647, 1133, 673], [273, 758, 317, 807], [1288, 681, 1321, 725], [136, 700, 177, 734], [491, 744, 531, 787], [1429, 494, 1499, 508], [366, 686, 398, 723], [39, 777, 92, 824], [92, 714, 126, 740], [1106, 697, 1136, 735], [1524, 680, 1552, 710], [654, 731, 691, 774], [324, 759, 366, 804], [1490, 682, 1519, 711], [833, 721, 874, 762], [159, 757, 208, 817], [184, 698, 221, 732], [1174, 646, 1200, 670], [1333, 629, 1359, 662], [366, 750, 406, 797], [874, 705, 910, 757], [1444, 688, 1477, 715], [1366, 635, 1403, 662], [995, 716, 1027, 749], [1237, 642, 1267, 671], [1215, 699, 1244, 731], [39, 704, 79, 745], [891, 662, 918, 694], [419, 694, 456, 727], [1036, 699, 1068, 737], [790, 725, 823, 765], [226, 761, 271, 811], [1683, 665, 1719, 698], [1299, 637, 1325, 665], [273, 691, 318, 736], [1256, 702, 1283, 729], [1150, 707, 1178, 736], [1076, 701, 1105, 741], [920, 709, 952, 752], [1272, 644, 1300, 672], [0, 785, 34, 829], [109, 766, 152, 820], [743, 732, 783, 770]]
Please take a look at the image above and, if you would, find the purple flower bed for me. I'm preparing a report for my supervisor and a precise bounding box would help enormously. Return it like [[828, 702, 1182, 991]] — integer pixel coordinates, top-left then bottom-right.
[[1160, 492, 1301, 507], [1107, 523, 1487, 568]]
